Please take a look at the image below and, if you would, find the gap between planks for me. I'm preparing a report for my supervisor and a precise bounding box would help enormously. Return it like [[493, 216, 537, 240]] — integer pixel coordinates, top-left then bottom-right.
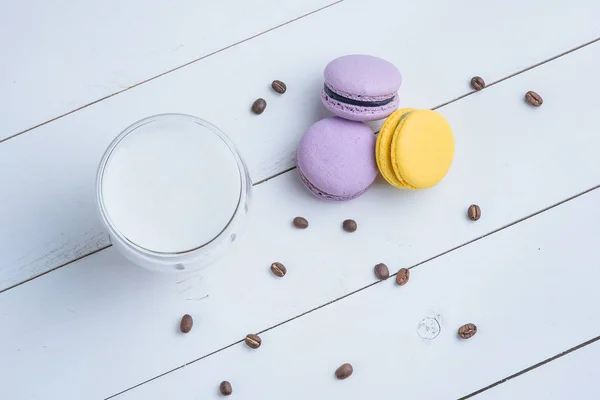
[[458, 334, 600, 399], [434, 36, 600, 110], [104, 183, 600, 399], [0, 245, 112, 295], [1, 37, 598, 292], [0, 0, 345, 145]]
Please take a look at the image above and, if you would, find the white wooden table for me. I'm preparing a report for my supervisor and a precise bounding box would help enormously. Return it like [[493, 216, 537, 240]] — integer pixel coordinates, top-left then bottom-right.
[[1, 0, 600, 398]]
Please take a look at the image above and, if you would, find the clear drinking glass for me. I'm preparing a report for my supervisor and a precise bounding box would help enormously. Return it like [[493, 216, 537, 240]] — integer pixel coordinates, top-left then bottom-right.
[[96, 114, 251, 272]]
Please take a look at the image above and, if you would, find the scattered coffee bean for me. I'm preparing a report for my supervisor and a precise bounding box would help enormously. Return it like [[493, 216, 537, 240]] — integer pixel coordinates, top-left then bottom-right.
[[245, 333, 262, 349], [525, 91, 543, 107], [374, 263, 390, 280], [251, 98, 267, 114], [180, 314, 193, 333], [335, 363, 353, 380], [343, 219, 357, 233], [270, 262, 287, 277], [293, 216, 309, 229], [470, 76, 485, 91], [467, 204, 481, 221], [272, 80, 287, 94], [396, 268, 410, 286], [458, 323, 478, 339], [219, 381, 233, 396]]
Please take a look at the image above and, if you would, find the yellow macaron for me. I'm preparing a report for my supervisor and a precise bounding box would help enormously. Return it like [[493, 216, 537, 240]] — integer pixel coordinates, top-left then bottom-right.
[[376, 108, 454, 189]]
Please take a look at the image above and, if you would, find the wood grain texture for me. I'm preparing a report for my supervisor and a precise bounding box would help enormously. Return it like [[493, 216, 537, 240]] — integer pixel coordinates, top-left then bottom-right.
[[2, 42, 600, 396], [0, 0, 338, 139], [2, 0, 600, 290], [472, 339, 600, 399], [114, 186, 600, 399]]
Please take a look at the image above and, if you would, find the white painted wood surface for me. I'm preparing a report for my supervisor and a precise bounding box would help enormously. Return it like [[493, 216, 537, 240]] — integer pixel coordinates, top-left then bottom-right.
[[2, 1, 600, 398], [0, 0, 337, 139], [115, 187, 600, 399], [474, 339, 600, 399], [2, 0, 600, 290], [2, 41, 600, 397]]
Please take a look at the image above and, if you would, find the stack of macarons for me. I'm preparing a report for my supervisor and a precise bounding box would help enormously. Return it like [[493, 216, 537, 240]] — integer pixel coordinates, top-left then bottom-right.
[[297, 54, 455, 200]]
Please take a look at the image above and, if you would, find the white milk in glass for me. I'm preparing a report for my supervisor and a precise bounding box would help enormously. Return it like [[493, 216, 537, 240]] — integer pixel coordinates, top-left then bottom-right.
[[97, 114, 250, 271]]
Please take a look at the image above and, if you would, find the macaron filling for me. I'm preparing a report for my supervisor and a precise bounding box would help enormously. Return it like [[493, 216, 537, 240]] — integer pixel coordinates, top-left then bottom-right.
[[397, 110, 413, 124], [377, 109, 417, 189], [390, 110, 418, 189], [323, 84, 396, 107]]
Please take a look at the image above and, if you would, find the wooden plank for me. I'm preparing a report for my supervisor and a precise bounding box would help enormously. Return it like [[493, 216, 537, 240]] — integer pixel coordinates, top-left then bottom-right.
[[472, 338, 600, 399], [3, 0, 599, 144], [2, 41, 600, 395], [113, 186, 600, 399], [0, 0, 338, 139], [2, 0, 600, 290]]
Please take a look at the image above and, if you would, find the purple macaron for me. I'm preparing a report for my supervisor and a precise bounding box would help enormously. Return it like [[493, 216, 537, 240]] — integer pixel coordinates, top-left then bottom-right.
[[296, 117, 378, 201], [321, 54, 402, 122]]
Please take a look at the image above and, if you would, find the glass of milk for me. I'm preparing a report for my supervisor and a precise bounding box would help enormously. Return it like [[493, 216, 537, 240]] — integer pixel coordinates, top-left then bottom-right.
[[96, 114, 251, 272]]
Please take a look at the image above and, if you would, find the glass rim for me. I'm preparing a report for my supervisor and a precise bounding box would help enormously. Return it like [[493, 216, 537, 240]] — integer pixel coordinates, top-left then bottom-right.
[[96, 113, 248, 257]]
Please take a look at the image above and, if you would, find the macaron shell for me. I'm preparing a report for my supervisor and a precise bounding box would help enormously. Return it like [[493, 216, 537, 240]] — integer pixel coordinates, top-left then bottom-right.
[[298, 167, 370, 201], [376, 108, 415, 188], [324, 55, 402, 97], [391, 110, 454, 189], [321, 89, 399, 122], [296, 117, 378, 199]]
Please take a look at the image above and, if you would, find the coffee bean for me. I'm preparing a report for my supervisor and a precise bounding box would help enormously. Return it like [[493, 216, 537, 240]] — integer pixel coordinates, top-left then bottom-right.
[[180, 314, 193, 333], [525, 91, 543, 107], [335, 363, 353, 380], [245, 333, 262, 349], [251, 98, 267, 114], [396, 268, 410, 286], [374, 263, 390, 280], [470, 76, 485, 91], [293, 216, 309, 229], [270, 262, 287, 277], [219, 381, 233, 396], [458, 323, 478, 339], [272, 80, 287, 94], [468, 204, 481, 221], [343, 219, 357, 233]]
